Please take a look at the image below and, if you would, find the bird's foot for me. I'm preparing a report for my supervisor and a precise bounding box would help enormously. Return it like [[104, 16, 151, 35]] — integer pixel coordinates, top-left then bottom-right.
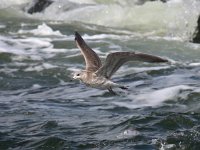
[[108, 88, 117, 95]]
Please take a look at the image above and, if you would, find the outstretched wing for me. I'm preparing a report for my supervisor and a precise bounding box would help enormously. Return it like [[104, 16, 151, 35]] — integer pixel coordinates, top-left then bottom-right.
[[96, 52, 168, 79], [75, 32, 102, 72]]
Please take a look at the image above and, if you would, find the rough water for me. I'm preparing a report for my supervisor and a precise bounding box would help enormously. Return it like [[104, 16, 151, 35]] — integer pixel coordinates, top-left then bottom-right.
[[0, 0, 200, 149]]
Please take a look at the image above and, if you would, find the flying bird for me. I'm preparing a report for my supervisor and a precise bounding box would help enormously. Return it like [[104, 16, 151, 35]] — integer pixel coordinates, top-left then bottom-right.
[[73, 32, 168, 94]]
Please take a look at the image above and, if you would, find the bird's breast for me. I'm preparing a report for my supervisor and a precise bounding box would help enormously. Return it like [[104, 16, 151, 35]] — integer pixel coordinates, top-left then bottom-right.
[[84, 76, 109, 89], [81, 73, 117, 89]]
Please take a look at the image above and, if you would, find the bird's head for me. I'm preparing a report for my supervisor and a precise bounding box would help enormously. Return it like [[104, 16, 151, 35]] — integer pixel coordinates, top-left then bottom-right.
[[73, 71, 83, 80]]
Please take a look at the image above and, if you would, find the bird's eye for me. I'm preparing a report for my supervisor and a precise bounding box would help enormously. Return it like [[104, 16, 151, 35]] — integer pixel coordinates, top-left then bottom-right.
[[77, 73, 80, 76]]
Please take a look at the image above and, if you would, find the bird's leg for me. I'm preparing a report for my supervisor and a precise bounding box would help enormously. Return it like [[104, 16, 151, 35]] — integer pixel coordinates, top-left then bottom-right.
[[108, 87, 117, 95]]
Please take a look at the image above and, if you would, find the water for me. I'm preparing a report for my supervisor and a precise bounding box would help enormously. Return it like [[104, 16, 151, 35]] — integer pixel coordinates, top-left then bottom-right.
[[0, 0, 200, 149]]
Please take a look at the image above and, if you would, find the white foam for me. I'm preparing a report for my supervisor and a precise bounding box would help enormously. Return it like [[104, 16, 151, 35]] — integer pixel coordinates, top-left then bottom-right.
[[18, 23, 64, 37], [0, 39, 26, 55], [24, 63, 57, 72], [17, 37, 52, 48], [68, 0, 95, 4], [0, 35, 52, 50], [67, 67, 82, 73], [39, 1, 198, 37], [187, 43, 200, 50], [0, 68, 18, 74], [0, 35, 57, 61], [113, 85, 194, 109], [31, 84, 42, 89], [0, 0, 29, 9], [194, 88, 200, 93], [41, 48, 67, 53], [0, 34, 70, 64], [189, 62, 200, 67], [131, 66, 170, 73], [81, 33, 129, 40], [117, 129, 140, 139], [35, 0, 200, 40], [0, 24, 6, 28], [147, 35, 183, 42], [1, 0, 199, 41], [114, 65, 170, 78]]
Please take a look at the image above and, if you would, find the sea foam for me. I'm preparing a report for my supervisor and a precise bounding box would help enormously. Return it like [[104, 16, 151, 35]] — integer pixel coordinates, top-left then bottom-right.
[[113, 85, 194, 109], [18, 23, 64, 37], [24, 63, 57, 72]]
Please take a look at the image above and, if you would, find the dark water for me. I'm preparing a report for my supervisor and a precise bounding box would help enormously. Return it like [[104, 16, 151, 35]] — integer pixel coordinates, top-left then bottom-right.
[[0, 0, 200, 150]]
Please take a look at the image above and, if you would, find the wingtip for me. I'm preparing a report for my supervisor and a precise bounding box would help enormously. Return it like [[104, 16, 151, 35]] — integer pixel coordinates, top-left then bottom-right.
[[151, 57, 169, 63], [74, 31, 81, 41], [163, 58, 169, 63], [74, 31, 79, 36], [158, 57, 169, 63]]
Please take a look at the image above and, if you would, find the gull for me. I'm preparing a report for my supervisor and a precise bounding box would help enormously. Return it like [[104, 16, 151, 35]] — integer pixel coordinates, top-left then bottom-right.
[[73, 32, 168, 94]]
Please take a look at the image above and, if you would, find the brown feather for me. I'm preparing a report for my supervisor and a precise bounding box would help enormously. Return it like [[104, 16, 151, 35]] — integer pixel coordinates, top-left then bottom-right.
[[75, 32, 102, 72], [96, 52, 168, 79]]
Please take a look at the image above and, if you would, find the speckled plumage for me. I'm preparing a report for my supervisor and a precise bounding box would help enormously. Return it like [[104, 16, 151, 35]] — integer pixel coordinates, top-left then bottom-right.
[[73, 32, 168, 94]]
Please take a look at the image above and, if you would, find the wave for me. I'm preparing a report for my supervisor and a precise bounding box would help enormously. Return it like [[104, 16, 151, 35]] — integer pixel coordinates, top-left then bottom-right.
[[18, 23, 64, 37], [0, 0, 199, 41], [113, 85, 197, 109]]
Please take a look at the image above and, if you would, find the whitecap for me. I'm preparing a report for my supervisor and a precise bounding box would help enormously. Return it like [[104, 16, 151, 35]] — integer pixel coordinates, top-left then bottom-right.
[[113, 65, 170, 78], [130, 66, 170, 73], [117, 129, 140, 139], [0, 35, 52, 57], [0, 35, 60, 61], [81, 33, 129, 40], [188, 62, 200, 67], [0, 68, 18, 74], [17, 37, 52, 48], [0, 24, 6, 28], [0, 40, 26, 55], [24, 63, 57, 72], [67, 0, 95, 4], [113, 85, 195, 109], [18, 23, 64, 37], [31, 84, 42, 89], [0, 0, 29, 9], [41, 48, 67, 53]]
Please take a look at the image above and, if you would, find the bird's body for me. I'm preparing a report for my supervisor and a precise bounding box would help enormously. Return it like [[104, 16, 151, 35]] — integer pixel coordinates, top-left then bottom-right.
[[77, 70, 107, 88], [73, 32, 168, 94], [74, 70, 125, 94]]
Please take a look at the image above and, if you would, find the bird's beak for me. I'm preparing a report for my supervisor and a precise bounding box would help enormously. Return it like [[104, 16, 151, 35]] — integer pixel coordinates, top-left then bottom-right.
[[72, 76, 75, 79], [71, 72, 75, 79]]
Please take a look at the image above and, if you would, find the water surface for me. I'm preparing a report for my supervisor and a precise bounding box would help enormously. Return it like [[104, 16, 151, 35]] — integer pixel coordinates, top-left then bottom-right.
[[0, 0, 200, 149]]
